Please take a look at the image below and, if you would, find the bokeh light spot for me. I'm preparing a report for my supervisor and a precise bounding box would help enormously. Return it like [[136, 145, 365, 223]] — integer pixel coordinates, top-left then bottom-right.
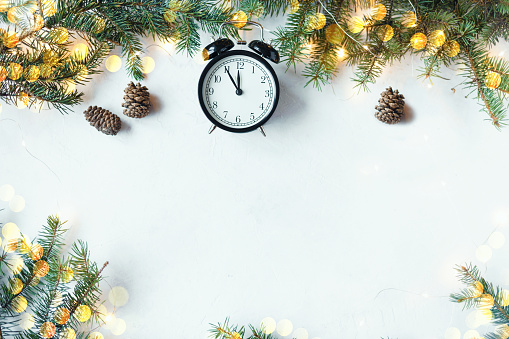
[[12, 295, 27, 313], [3, 222, 20, 239], [293, 328, 309, 339], [7, 254, 23, 274], [9, 195, 25, 212], [277, 319, 293, 337], [463, 330, 480, 339], [72, 43, 89, 61], [141, 56, 155, 74], [445, 327, 461, 339], [105, 55, 122, 72], [476, 245, 492, 263], [74, 305, 91, 322], [108, 286, 129, 307], [88, 332, 104, 339], [110, 318, 126, 336], [260, 317, 276, 334]]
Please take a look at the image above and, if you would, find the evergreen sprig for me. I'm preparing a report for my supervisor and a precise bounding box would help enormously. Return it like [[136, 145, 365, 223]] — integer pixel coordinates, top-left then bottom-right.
[[0, 216, 109, 339], [1, 0, 508, 127], [209, 318, 278, 339], [451, 264, 509, 339]]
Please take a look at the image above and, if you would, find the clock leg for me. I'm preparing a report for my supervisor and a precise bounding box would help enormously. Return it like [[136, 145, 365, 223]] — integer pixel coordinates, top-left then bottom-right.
[[208, 125, 217, 134], [259, 126, 266, 137]]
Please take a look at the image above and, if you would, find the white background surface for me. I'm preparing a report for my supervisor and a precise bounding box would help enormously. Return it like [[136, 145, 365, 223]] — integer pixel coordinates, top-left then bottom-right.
[[1, 18, 509, 339]]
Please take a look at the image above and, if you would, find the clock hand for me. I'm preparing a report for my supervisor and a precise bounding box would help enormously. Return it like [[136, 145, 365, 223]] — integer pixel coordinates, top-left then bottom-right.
[[226, 68, 242, 96], [237, 70, 241, 91]]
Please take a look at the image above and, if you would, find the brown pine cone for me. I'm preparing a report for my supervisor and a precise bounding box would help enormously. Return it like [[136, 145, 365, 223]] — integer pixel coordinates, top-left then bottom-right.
[[122, 81, 151, 118], [84, 106, 121, 135], [375, 87, 405, 124]]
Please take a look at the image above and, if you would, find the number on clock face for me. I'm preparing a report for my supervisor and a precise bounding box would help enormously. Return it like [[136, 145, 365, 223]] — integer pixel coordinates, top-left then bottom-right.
[[202, 55, 276, 129]]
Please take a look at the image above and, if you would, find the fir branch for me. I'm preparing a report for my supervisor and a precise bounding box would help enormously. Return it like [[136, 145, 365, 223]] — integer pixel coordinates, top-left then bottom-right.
[[462, 45, 503, 127], [68, 261, 108, 318]]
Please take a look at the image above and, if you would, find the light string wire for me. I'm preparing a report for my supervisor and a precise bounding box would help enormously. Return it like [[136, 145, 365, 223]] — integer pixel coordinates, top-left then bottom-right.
[[0, 118, 61, 183], [407, 0, 417, 16]]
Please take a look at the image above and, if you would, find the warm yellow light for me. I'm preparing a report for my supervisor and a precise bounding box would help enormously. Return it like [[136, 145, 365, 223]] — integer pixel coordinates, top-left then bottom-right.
[[325, 24, 345, 45], [231, 10, 247, 28], [63, 79, 75, 94], [74, 305, 91, 322], [108, 286, 129, 307], [260, 317, 276, 334], [12, 295, 28, 313], [3, 222, 20, 239], [141, 56, 155, 74], [429, 30, 446, 47], [401, 11, 417, 27], [88, 332, 104, 339], [287, 0, 299, 14], [444, 40, 460, 57], [62, 267, 74, 283], [277, 319, 293, 336], [110, 318, 127, 335], [72, 43, 89, 61], [40, 322, 56, 338], [371, 3, 387, 21], [379, 24, 394, 42], [3, 31, 19, 48], [34, 260, 49, 277], [8, 63, 23, 80], [41, 0, 57, 17], [480, 294, 495, 307], [301, 43, 312, 55], [10, 278, 23, 295], [105, 55, 122, 72], [54, 307, 70, 325], [410, 32, 427, 50], [485, 71, 502, 89], [348, 16, 365, 33], [292, 328, 309, 339]]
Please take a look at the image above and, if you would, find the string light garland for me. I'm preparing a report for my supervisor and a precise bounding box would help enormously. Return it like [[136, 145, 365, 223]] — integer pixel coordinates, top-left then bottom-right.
[[485, 71, 502, 89], [371, 3, 387, 21], [316, 0, 377, 57], [410, 32, 427, 50]]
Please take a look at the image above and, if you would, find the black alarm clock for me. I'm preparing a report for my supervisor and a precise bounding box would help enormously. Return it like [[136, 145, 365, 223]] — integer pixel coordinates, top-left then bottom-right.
[[198, 21, 280, 136]]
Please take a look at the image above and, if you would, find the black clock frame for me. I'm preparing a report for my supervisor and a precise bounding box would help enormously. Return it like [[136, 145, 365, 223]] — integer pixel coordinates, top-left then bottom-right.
[[198, 49, 280, 133]]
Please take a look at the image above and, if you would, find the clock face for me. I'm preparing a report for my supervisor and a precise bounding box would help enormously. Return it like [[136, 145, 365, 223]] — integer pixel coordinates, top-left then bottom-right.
[[198, 50, 280, 133]]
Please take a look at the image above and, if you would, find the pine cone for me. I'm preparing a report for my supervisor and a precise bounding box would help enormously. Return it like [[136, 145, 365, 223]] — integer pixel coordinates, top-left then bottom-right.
[[122, 81, 151, 118], [375, 87, 405, 124], [84, 106, 121, 135]]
